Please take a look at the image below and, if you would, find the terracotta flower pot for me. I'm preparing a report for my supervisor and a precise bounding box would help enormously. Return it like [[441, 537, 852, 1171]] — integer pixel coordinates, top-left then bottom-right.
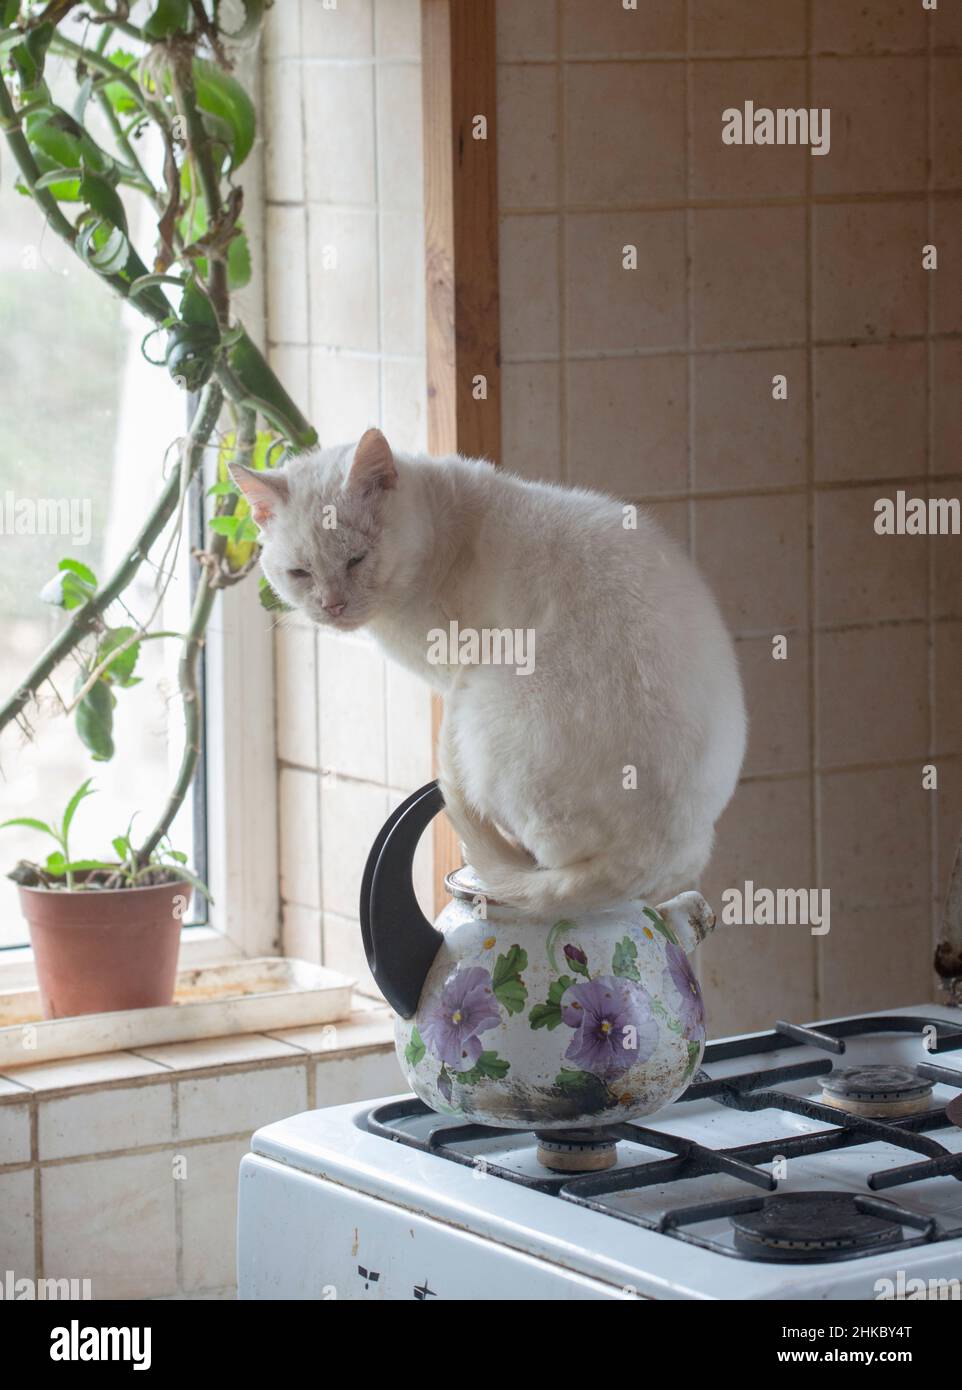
[[17, 879, 186, 1019]]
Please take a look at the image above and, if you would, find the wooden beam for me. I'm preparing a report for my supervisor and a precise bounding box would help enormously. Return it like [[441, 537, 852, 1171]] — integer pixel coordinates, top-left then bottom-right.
[[421, 0, 501, 912]]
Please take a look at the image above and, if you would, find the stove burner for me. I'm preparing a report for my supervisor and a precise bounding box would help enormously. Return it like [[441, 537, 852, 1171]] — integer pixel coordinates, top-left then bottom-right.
[[948, 1094, 962, 1130], [821, 1064, 933, 1118], [535, 1129, 617, 1173], [731, 1192, 903, 1262]]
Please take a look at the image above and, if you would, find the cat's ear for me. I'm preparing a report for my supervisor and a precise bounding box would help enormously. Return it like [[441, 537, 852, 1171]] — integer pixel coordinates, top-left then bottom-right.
[[346, 428, 397, 496], [229, 465, 290, 528]]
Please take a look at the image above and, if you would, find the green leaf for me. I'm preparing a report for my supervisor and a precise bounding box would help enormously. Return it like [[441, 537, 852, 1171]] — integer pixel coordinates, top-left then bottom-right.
[[181, 276, 219, 331], [9, 21, 53, 93], [96, 627, 141, 687], [227, 229, 251, 289], [0, 816, 56, 838], [45, 850, 67, 876], [207, 481, 235, 497], [208, 514, 241, 538], [59, 557, 97, 586], [144, 0, 189, 39], [159, 862, 211, 901], [100, 50, 141, 115], [24, 107, 109, 199], [112, 837, 129, 860], [258, 577, 290, 613], [59, 859, 117, 873], [80, 166, 128, 235], [75, 680, 115, 762], [612, 935, 641, 982], [61, 777, 96, 842], [192, 58, 256, 171], [404, 1027, 425, 1068]]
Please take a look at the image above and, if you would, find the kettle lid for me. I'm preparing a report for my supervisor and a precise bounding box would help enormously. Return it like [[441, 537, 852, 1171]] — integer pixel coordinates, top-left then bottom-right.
[[444, 862, 501, 904]]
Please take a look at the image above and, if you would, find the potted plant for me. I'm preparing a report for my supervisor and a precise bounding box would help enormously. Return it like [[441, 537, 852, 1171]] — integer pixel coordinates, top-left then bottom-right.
[[0, 3, 302, 1012], [3, 779, 208, 1017]]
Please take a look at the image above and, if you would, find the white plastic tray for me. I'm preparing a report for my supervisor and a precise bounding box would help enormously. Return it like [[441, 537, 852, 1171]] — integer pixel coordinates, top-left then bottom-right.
[[0, 957, 355, 1068]]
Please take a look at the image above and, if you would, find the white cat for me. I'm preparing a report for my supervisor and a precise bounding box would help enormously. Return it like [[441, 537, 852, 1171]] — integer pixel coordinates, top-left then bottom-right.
[[232, 429, 746, 915]]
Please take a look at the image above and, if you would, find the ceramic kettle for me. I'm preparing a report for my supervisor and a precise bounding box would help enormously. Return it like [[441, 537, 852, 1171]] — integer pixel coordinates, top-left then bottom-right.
[[360, 782, 717, 1130]]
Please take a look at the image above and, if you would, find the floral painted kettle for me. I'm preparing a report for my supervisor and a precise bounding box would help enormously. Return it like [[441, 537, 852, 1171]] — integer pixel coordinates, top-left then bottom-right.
[[361, 782, 717, 1152]]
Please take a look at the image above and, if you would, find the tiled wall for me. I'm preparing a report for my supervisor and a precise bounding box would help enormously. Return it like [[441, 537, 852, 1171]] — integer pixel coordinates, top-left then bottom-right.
[[263, 0, 434, 990], [0, 1014, 400, 1299], [496, 0, 962, 1033]]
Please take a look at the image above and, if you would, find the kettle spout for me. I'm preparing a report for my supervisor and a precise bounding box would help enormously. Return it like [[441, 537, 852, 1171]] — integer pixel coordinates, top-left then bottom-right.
[[654, 890, 716, 955]]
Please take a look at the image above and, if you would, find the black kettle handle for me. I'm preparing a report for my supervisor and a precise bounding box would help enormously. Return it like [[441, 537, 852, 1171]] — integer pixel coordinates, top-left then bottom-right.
[[359, 780, 446, 1018]]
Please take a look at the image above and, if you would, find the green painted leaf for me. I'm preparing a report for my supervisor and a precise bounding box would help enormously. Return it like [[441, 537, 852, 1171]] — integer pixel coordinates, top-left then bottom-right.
[[545, 918, 578, 971], [612, 935, 640, 981], [529, 1002, 562, 1031], [404, 1027, 426, 1068], [642, 905, 679, 945], [454, 1050, 510, 1086], [684, 1040, 701, 1081], [492, 944, 528, 1014]]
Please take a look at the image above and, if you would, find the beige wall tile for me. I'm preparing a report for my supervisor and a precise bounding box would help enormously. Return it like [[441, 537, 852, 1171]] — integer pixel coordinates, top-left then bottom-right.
[[931, 482, 962, 619], [692, 206, 807, 347], [501, 362, 562, 480], [308, 208, 379, 350], [0, 1170, 34, 1279], [315, 1048, 404, 1106], [381, 358, 428, 450], [812, 58, 927, 195], [323, 910, 380, 997], [279, 766, 321, 909], [820, 765, 931, 911], [301, 0, 373, 56], [695, 493, 808, 633], [310, 351, 380, 440], [320, 778, 389, 917], [282, 902, 324, 964], [693, 348, 807, 491], [275, 623, 319, 768], [816, 487, 929, 626], [817, 623, 929, 768], [268, 344, 311, 424], [374, 0, 420, 58], [180, 1137, 249, 1293], [266, 206, 309, 344], [39, 1084, 173, 1162], [933, 340, 962, 477], [936, 759, 962, 902], [43, 1151, 177, 1299], [698, 777, 816, 1035], [263, 0, 302, 59], [566, 355, 688, 495], [644, 499, 690, 551], [934, 622, 962, 757], [934, 1, 962, 49], [303, 64, 376, 204], [0, 1101, 30, 1164], [318, 631, 387, 782], [736, 634, 810, 777], [379, 211, 425, 354], [814, 342, 927, 482], [562, 0, 685, 55], [264, 61, 304, 202], [691, 60, 807, 199], [385, 661, 434, 791], [566, 211, 686, 351], [500, 214, 561, 356], [497, 0, 557, 59], [932, 199, 962, 335], [176, 1065, 308, 1142], [690, 0, 806, 54], [376, 62, 424, 211], [813, 201, 927, 341], [564, 62, 685, 205], [498, 65, 559, 209], [811, 0, 927, 53], [819, 902, 935, 1016]]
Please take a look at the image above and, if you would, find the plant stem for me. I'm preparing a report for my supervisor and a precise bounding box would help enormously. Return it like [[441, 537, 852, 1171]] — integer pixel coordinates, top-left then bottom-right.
[[0, 382, 223, 738]]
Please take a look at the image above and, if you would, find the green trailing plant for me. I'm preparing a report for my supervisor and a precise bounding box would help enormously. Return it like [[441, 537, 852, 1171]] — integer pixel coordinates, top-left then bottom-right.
[[1, 776, 209, 894], [0, 0, 309, 880]]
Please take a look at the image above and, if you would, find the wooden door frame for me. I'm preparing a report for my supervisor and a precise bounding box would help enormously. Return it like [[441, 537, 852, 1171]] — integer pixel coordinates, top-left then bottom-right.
[[421, 0, 501, 912]]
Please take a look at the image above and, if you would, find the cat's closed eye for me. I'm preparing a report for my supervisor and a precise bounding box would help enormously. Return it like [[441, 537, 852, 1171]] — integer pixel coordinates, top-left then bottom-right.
[[288, 568, 311, 581], [347, 554, 366, 570]]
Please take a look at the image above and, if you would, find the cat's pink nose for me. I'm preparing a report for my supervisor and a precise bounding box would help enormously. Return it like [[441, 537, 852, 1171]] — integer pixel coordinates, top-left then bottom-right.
[[323, 601, 346, 618]]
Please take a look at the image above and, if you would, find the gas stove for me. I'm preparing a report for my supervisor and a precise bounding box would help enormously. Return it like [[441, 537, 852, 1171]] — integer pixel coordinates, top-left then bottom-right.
[[237, 1005, 962, 1300]]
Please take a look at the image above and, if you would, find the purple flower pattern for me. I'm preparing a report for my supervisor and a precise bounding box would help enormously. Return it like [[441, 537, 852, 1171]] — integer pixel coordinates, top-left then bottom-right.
[[662, 942, 705, 1041], [420, 965, 501, 1072], [560, 974, 658, 1079]]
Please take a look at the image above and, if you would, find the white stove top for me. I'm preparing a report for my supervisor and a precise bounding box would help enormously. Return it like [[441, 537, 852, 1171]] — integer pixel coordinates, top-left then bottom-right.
[[240, 1005, 962, 1300]]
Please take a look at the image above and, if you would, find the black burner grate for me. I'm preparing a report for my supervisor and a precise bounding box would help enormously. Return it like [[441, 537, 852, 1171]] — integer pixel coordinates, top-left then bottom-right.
[[364, 1013, 962, 1263]]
